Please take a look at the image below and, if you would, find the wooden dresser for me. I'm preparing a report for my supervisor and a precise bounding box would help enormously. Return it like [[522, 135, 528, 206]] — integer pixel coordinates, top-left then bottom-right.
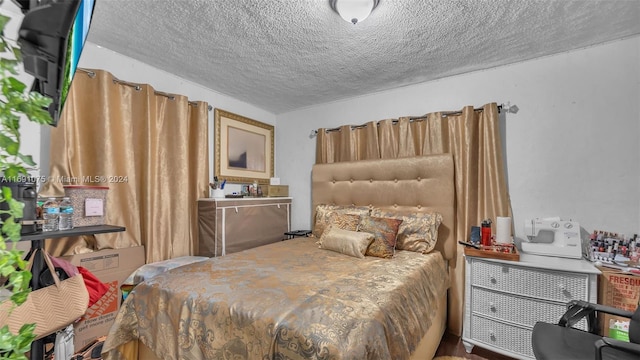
[[197, 197, 291, 257], [462, 253, 600, 359]]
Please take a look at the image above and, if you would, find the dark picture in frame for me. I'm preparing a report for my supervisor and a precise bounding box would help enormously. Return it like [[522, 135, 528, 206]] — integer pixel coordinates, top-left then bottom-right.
[[214, 108, 274, 184]]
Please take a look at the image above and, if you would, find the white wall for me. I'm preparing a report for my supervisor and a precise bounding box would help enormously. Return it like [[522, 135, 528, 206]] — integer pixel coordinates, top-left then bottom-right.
[[276, 36, 640, 242]]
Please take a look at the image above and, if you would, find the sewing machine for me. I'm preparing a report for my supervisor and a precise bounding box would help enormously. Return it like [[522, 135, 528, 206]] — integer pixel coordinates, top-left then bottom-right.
[[522, 217, 583, 259]]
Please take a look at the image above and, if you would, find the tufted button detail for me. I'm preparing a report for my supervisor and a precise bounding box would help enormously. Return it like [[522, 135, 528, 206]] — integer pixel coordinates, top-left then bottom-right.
[[394, 179, 398, 183], [368, 204, 373, 208], [417, 205, 422, 209], [417, 176, 421, 181], [350, 178, 354, 183], [332, 179, 336, 184], [369, 179, 373, 183], [393, 204, 398, 208]]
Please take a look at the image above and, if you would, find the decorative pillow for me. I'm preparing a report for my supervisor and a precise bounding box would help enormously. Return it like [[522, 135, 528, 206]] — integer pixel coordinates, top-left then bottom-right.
[[358, 215, 403, 259], [317, 225, 375, 259], [371, 209, 443, 254], [312, 204, 369, 238]]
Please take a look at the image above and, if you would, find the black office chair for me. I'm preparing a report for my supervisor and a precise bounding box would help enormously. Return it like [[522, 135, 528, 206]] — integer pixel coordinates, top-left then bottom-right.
[[532, 300, 640, 360]]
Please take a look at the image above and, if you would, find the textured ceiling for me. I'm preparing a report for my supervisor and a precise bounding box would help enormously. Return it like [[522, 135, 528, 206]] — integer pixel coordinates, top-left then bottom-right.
[[85, 0, 640, 114]]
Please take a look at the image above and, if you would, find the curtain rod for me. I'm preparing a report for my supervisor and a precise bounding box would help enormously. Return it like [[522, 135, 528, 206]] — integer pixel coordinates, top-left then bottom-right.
[[77, 68, 213, 111], [309, 102, 518, 137]]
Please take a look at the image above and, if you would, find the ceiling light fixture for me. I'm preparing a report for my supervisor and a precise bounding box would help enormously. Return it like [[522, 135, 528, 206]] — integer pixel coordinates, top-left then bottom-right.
[[329, 0, 380, 25]]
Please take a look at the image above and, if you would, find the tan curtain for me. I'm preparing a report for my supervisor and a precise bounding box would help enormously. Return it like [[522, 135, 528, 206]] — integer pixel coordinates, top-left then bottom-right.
[[42, 69, 209, 263], [315, 103, 511, 336]]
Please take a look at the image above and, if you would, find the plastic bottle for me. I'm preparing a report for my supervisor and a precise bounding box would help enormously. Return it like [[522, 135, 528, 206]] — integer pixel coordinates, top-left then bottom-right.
[[58, 196, 74, 230], [481, 219, 492, 246], [42, 197, 60, 232]]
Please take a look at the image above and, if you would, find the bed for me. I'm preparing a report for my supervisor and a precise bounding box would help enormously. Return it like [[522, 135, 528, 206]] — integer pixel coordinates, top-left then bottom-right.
[[102, 154, 456, 360]]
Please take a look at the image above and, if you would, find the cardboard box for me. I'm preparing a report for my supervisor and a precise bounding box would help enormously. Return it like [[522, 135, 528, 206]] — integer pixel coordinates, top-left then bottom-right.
[[62, 246, 145, 352], [597, 267, 640, 337], [264, 185, 289, 197]]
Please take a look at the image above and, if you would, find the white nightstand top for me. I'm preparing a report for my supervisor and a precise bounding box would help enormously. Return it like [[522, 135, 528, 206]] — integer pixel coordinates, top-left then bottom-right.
[[466, 252, 601, 275]]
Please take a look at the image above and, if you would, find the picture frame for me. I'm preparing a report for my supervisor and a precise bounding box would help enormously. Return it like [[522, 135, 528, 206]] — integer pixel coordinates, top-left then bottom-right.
[[214, 108, 274, 185]]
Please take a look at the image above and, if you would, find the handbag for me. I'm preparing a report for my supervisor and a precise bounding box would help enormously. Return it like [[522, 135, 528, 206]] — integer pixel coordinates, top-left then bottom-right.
[[0, 248, 90, 340]]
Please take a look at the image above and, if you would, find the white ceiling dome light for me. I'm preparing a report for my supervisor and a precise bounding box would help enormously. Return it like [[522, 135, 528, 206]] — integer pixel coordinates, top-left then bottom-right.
[[329, 0, 380, 25]]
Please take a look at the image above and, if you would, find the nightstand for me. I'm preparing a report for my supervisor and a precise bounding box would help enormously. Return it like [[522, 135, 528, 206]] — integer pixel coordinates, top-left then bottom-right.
[[284, 230, 311, 240], [462, 253, 600, 359]]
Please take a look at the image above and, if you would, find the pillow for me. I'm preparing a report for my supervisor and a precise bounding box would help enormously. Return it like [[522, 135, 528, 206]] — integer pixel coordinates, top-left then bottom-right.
[[312, 204, 369, 238], [371, 209, 443, 254], [317, 225, 375, 259], [358, 215, 403, 259]]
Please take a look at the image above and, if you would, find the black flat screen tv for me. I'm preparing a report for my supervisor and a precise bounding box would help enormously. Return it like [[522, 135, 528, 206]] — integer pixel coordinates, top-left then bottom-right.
[[14, 0, 96, 126]]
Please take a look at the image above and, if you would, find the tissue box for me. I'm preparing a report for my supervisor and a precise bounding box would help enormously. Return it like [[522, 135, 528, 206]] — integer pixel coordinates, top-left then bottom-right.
[[63, 185, 108, 227], [264, 185, 288, 197]]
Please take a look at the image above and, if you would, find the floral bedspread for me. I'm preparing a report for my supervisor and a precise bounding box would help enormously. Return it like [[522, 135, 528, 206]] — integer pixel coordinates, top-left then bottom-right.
[[102, 237, 449, 360]]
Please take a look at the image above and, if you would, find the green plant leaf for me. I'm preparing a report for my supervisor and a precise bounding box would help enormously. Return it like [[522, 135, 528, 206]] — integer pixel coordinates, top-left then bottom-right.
[[6, 77, 26, 93], [14, 323, 35, 354], [13, 46, 22, 62], [7, 199, 24, 218], [17, 154, 36, 167], [2, 218, 21, 242], [0, 325, 18, 351], [0, 263, 14, 277], [0, 59, 19, 75], [0, 15, 10, 34], [0, 35, 8, 52], [2, 187, 13, 201], [0, 134, 18, 155], [12, 268, 32, 289], [0, 133, 15, 150], [10, 287, 30, 306], [2, 168, 18, 183]]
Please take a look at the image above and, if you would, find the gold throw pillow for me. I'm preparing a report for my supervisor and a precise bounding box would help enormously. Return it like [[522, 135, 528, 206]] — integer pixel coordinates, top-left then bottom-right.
[[371, 209, 443, 254], [312, 204, 369, 238], [317, 225, 375, 259]]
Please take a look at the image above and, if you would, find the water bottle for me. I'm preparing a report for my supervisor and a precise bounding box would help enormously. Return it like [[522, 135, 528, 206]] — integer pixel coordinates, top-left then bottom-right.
[[42, 197, 60, 232], [481, 218, 492, 246], [59, 196, 74, 230]]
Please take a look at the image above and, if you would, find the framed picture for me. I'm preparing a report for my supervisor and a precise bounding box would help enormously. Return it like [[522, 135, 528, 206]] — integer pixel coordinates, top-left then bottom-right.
[[214, 108, 274, 184]]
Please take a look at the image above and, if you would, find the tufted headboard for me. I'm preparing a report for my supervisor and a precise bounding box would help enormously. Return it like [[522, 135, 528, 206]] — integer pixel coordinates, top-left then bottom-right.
[[311, 154, 456, 261]]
